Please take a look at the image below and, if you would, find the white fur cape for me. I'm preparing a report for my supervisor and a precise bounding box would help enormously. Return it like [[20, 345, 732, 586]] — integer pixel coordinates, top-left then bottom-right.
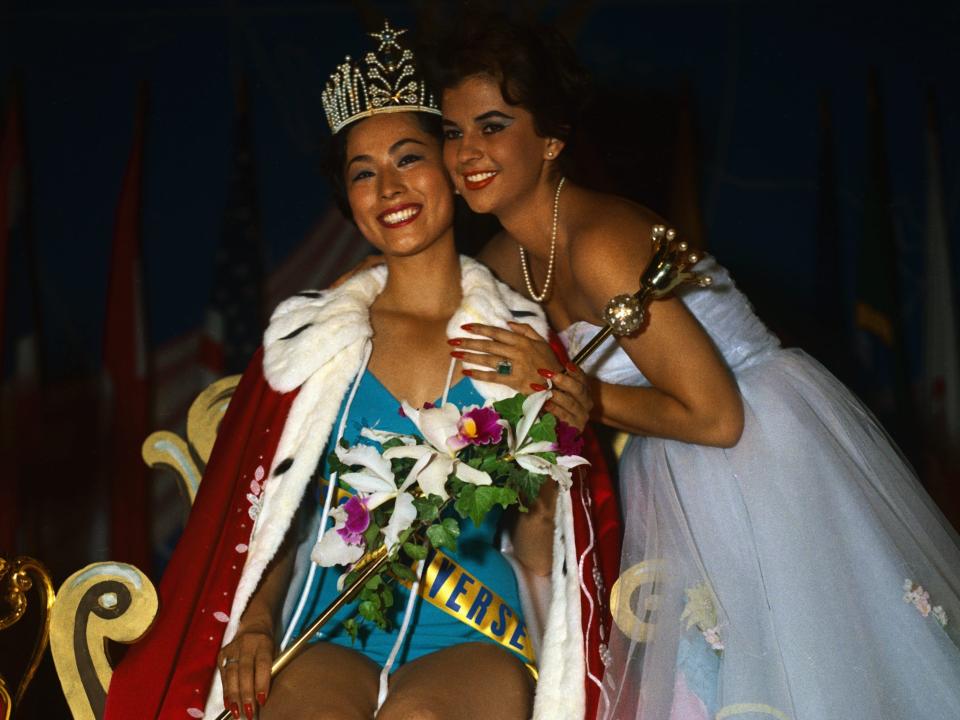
[[203, 256, 586, 719]]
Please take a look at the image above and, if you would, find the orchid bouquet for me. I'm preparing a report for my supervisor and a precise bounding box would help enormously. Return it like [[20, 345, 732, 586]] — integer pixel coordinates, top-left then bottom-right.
[[311, 388, 588, 638]]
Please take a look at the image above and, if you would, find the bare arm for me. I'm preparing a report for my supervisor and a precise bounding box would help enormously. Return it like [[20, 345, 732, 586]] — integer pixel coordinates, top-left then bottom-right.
[[508, 477, 558, 577], [571, 210, 744, 448]]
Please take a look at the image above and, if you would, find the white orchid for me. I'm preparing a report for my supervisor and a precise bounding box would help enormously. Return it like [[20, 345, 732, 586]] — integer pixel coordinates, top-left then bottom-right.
[[503, 389, 590, 491], [311, 442, 421, 567], [311, 503, 366, 567], [369, 402, 493, 501]]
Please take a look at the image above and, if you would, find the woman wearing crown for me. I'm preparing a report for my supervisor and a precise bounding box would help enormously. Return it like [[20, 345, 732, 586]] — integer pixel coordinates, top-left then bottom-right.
[[103, 23, 618, 720]]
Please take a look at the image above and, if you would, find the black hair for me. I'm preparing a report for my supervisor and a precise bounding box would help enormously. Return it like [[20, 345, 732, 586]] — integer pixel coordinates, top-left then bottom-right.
[[431, 13, 591, 153], [322, 111, 444, 223]]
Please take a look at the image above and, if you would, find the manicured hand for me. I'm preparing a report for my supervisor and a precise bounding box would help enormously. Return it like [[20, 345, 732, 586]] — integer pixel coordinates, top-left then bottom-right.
[[218, 626, 274, 718], [450, 321, 562, 395], [450, 322, 593, 430], [543, 362, 594, 432]]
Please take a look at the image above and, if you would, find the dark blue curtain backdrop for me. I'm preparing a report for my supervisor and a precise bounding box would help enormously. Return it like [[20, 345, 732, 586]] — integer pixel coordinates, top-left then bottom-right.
[[2, 1, 958, 380], [2, 3, 959, 716]]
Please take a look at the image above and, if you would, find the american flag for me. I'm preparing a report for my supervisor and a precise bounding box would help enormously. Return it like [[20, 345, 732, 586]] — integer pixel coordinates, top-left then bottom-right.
[[202, 77, 266, 378]]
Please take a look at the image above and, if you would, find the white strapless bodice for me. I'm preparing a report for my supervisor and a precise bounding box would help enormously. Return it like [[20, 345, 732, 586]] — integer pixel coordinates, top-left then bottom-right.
[[558, 256, 780, 386]]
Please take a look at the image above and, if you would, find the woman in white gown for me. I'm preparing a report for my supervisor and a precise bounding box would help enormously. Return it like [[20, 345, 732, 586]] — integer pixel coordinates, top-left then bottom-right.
[[435, 15, 960, 720]]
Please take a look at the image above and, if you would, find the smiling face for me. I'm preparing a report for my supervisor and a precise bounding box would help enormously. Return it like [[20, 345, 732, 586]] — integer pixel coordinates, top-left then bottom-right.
[[441, 74, 561, 216], [344, 112, 455, 257]]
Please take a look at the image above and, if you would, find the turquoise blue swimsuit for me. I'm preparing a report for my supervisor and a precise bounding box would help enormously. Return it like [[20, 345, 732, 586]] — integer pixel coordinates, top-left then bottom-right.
[[285, 370, 526, 667]]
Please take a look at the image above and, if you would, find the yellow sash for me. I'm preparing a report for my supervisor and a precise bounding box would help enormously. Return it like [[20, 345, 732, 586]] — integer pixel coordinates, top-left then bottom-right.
[[410, 548, 536, 668]]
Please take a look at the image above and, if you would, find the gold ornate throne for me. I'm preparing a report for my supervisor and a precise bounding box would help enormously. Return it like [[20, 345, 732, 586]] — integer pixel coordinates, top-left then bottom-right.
[[44, 375, 240, 720]]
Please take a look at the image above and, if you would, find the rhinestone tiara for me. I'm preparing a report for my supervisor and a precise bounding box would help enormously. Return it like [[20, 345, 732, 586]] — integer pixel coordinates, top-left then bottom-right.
[[322, 20, 441, 135]]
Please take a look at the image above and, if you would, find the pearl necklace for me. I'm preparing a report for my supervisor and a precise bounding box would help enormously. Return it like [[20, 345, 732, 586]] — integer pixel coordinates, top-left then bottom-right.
[[519, 177, 565, 303]]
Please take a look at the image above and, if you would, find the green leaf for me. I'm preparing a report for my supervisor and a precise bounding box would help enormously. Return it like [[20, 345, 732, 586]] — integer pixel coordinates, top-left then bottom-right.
[[510, 467, 547, 508], [382, 437, 409, 451], [342, 568, 361, 588], [426, 524, 457, 552], [454, 483, 478, 522], [529, 412, 557, 443], [403, 541, 428, 560], [493, 393, 525, 426], [391, 562, 417, 582], [442, 517, 461, 538], [363, 521, 381, 547], [343, 617, 360, 642], [413, 496, 440, 522], [326, 451, 349, 476], [358, 600, 380, 621], [381, 585, 395, 608], [365, 575, 382, 590]]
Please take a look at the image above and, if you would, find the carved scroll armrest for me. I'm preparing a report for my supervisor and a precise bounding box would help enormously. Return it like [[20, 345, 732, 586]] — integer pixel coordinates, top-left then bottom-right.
[[142, 374, 241, 506], [50, 563, 157, 720]]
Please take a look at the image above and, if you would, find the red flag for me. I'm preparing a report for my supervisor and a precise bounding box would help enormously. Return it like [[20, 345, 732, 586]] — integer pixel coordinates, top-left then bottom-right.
[[0, 94, 23, 365], [102, 84, 151, 571], [0, 92, 24, 554]]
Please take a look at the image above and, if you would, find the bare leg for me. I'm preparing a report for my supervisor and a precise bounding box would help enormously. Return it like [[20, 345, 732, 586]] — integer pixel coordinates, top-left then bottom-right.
[[378, 642, 535, 720], [259, 643, 381, 720]]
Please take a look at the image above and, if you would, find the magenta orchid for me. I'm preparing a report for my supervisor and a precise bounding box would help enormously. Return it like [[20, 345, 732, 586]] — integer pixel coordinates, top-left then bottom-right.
[[449, 406, 504, 450], [336, 495, 370, 545], [553, 420, 585, 457]]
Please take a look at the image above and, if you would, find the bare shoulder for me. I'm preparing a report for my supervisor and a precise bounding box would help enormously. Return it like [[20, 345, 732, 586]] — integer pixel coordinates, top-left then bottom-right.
[[476, 229, 523, 290], [567, 190, 665, 302]]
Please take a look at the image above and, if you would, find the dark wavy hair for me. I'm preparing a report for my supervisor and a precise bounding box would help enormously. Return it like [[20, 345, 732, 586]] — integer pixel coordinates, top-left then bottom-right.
[[322, 112, 444, 223], [430, 14, 591, 152]]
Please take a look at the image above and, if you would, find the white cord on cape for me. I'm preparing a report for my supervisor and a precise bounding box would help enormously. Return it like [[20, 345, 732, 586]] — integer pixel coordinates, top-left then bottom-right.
[[279, 340, 374, 650], [374, 557, 427, 714], [440, 355, 457, 407]]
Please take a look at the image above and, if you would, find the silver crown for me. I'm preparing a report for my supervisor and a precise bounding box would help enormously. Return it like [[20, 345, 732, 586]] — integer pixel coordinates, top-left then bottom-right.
[[322, 20, 441, 135]]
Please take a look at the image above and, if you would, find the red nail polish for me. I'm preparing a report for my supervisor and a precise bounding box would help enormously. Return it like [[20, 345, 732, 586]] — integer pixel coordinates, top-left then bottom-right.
[[230, 703, 240, 719], [447, 338, 463, 346], [244, 702, 254, 720], [564, 361, 579, 373], [537, 368, 555, 379], [530, 383, 547, 392], [462, 368, 474, 377], [461, 323, 475, 332], [450, 350, 466, 359], [257, 692, 267, 706]]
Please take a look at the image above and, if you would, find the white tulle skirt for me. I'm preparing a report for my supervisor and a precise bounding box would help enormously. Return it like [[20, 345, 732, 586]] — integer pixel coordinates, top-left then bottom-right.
[[601, 348, 960, 720]]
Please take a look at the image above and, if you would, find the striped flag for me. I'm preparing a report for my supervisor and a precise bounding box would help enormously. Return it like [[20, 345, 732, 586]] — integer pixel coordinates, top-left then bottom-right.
[[921, 91, 960, 455], [0, 87, 42, 555], [855, 71, 911, 436], [101, 84, 152, 571], [201, 77, 265, 379]]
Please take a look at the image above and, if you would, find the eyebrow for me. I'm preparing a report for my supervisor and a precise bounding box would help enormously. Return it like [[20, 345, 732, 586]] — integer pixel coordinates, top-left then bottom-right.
[[474, 110, 515, 122], [346, 137, 428, 168]]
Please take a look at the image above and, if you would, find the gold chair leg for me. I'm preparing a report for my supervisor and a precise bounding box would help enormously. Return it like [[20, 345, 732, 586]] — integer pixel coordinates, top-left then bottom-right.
[[0, 556, 55, 716]]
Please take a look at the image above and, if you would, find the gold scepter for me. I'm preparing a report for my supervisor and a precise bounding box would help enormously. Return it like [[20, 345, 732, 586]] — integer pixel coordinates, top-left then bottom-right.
[[214, 225, 707, 719]]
